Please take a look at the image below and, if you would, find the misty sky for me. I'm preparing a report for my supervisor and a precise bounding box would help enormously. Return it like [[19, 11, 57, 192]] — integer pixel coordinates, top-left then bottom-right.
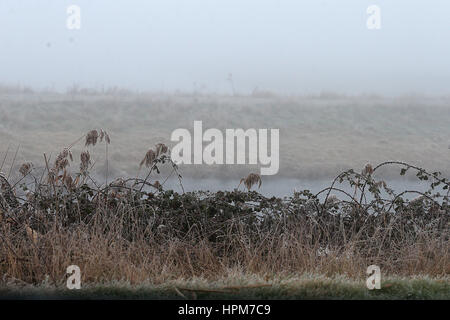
[[0, 0, 449, 95]]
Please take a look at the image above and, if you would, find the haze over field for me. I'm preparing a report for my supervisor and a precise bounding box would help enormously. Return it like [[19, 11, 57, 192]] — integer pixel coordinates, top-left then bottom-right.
[[0, 0, 449, 95], [1, 1, 450, 191], [1, 90, 450, 187]]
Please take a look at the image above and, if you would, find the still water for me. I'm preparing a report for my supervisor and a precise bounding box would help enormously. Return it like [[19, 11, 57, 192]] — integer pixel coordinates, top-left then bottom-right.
[[160, 177, 444, 200]]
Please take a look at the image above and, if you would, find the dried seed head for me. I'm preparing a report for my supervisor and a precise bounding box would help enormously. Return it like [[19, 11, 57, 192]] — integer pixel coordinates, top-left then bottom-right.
[[54, 148, 71, 172], [140, 149, 157, 168], [19, 162, 32, 176], [80, 151, 91, 174], [64, 173, 73, 190], [239, 173, 262, 191], [73, 175, 80, 187], [58, 159, 70, 171], [155, 143, 168, 157], [85, 130, 99, 146], [362, 163, 374, 177], [100, 129, 111, 144], [105, 132, 111, 144]]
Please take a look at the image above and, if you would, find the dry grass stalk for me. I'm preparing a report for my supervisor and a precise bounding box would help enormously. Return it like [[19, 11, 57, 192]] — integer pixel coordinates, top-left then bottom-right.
[[0, 173, 19, 209], [19, 162, 32, 177], [155, 143, 168, 157], [25, 225, 40, 244], [47, 170, 56, 185], [0, 132, 447, 287], [54, 149, 72, 172], [80, 151, 91, 174], [140, 143, 169, 169], [62, 170, 75, 190], [85, 130, 99, 146], [99, 129, 111, 144], [362, 163, 374, 177], [239, 173, 262, 191], [140, 149, 157, 168], [86, 129, 111, 147]]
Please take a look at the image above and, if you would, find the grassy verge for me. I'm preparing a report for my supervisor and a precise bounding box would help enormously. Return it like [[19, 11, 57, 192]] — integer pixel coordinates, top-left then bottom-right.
[[1, 131, 448, 298], [1, 275, 448, 300]]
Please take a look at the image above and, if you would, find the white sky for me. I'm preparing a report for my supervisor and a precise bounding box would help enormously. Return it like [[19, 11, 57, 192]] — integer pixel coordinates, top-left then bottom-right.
[[0, 0, 449, 94]]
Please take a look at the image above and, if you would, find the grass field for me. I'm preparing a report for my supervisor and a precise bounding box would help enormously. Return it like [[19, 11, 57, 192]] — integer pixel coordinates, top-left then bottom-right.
[[2, 89, 450, 180]]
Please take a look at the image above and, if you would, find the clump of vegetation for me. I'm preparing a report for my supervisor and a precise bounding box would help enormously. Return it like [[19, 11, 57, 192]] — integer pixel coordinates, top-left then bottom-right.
[[0, 131, 448, 287]]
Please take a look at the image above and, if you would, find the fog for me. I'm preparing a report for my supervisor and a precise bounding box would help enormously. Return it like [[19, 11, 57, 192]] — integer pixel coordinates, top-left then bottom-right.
[[1, 0, 449, 95]]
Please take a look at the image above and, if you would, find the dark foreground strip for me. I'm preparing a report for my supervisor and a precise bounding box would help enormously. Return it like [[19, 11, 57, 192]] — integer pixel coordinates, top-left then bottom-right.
[[0, 300, 443, 319]]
